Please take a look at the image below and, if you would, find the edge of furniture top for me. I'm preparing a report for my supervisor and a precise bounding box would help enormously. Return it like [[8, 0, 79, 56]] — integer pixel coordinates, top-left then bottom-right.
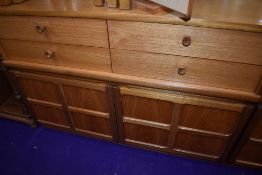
[[0, 0, 262, 33]]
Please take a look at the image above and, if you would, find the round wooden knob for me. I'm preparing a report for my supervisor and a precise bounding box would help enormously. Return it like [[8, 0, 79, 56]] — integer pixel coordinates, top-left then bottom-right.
[[178, 67, 186, 75], [44, 50, 54, 59], [182, 36, 191, 47], [36, 25, 46, 34]]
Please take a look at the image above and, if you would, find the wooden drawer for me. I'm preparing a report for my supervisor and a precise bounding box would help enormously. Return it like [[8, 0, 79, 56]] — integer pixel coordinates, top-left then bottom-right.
[[0, 16, 109, 48], [1, 39, 112, 72], [111, 49, 262, 93], [108, 20, 262, 65]]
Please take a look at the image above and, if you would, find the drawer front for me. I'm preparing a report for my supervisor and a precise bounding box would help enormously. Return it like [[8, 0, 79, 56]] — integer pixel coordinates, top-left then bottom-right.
[[108, 20, 262, 65], [111, 49, 262, 93], [1, 39, 112, 72], [0, 16, 109, 48]]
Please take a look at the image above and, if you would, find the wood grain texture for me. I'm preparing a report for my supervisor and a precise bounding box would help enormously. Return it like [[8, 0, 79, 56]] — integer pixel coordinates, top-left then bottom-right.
[[108, 21, 262, 65], [63, 85, 109, 112], [120, 87, 245, 112], [1, 39, 111, 72], [5, 61, 261, 102], [180, 105, 240, 135], [250, 117, 262, 140], [174, 131, 226, 158], [235, 142, 262, 167], [111, 49, 262, 93], [106, 0, 118, 8], [0, 16, 109, 48], [17, 77, 62, 104], [124, 123, 169, 147], [122, 94, 173, 124], [30, 104, 70, 128], [119, 0, 131, 10], [93, 0, 104, 6], [230, 104, 262, 168], [71, 112, 113, 137], [0, 0, 261, 32]]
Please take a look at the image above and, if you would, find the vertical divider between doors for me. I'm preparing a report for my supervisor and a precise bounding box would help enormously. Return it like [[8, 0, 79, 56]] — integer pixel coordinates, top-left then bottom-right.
[[168, 104, 182, 150], [221, 104, 254, 162], [58, 84, 75, 129], [106, 85, 119, 143], [112, 85, 125, 143]]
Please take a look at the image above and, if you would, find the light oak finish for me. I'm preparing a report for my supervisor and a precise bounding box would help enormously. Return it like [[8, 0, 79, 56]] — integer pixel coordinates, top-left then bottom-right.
[[0, 0, 261, 32], [111, 49, 262, 93], [0, 16, 109, 48], [108, 21, 262, 65], [119, 0, 131, 10], [5, 60, 261, 102], [93, 0, 104, 6], [120, 87, 245, 112], [1, 39, 112, 72], [107, 0, 118, 8]]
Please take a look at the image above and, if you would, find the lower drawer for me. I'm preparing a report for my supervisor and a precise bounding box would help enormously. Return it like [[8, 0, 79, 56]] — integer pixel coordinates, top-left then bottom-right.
[[0, 39, 112, 72], [111, 49, 262, 94]]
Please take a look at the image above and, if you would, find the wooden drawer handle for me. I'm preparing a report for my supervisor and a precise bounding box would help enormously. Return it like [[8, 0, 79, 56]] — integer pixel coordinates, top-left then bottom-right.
[[178, 67, 186, 75], [44, 50, 54, 59], [36, 25, 47, 34], [182, 36, 191, 47]]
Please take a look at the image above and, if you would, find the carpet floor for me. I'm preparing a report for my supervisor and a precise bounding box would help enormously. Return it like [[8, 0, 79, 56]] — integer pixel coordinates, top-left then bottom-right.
[[0, 118, 261, 175]]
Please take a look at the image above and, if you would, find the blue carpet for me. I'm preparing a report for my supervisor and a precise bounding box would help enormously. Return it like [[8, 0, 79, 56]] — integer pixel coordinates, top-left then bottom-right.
[[0, 118, 261, 175]]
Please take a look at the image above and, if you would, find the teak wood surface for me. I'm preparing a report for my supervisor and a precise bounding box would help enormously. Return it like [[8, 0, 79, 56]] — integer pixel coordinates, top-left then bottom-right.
[[0, 0, 261, 32]]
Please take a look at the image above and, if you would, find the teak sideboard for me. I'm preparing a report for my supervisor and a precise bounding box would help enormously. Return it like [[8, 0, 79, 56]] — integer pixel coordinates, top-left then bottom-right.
[[0, 0, 261, 169]]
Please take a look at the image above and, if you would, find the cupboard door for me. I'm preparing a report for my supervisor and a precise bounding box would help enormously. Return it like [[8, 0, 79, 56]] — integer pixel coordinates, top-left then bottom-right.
[[230, 104, 262, 168], [62, 81, 117, 141], [15, 72, 71, 129], [115, 86, 252, 161]]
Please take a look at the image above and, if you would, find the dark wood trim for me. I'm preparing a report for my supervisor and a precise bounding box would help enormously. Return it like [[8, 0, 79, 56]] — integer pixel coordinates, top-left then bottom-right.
[[168, 104, 182, 149], [106, 85, 119, 143], [112, 86, 125, 143], [226, 104, 257, 162], [4, 70, 36, 124], [58, 85, 75, 129], [255, 78, 262, 95]]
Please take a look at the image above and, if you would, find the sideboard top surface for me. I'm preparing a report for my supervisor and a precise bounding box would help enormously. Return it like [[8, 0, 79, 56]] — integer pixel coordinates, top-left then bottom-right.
[[0, 0, 262, 32]]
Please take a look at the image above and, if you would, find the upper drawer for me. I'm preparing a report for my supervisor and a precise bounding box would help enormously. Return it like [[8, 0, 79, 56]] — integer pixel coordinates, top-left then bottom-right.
[[1, 39, 112, 72], [108, 20, 262, 65], [111, 49, 262, 94], [0, 16, 109, 48]]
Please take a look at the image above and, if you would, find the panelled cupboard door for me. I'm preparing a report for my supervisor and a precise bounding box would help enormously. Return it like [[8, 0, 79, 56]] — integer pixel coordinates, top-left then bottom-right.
[[114, 86, 253, 161], [15, 72, 70, 129], [230, 105, 262, 168], [62, 81, 117, 141], [14, 71, 117, 141]]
